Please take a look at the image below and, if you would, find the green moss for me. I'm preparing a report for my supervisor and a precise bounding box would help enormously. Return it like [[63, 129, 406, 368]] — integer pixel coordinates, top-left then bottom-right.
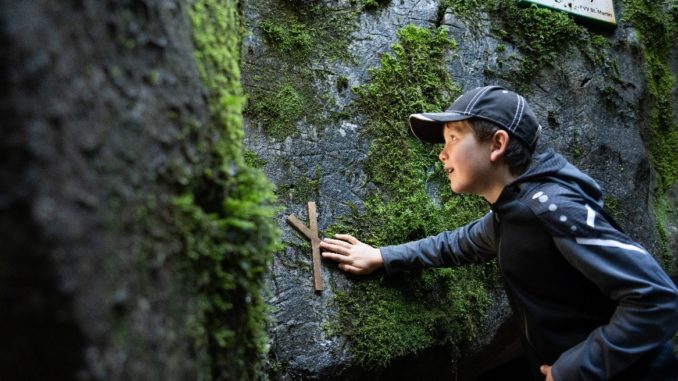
[[603, 196, 625, 223], [244, 150, 267, 169], [260, 20, 312, 60], [648, 118, 678, 193], [442, 1, 618, 90], [361, 0, 391, 10], [546, 110, 559, 129], [440, 0, 486, 24], [336, 75, 349, 93], [249, 84, 306, 139], [571, 144, 583, 161], [627, 4, 678, 193], [654, 193, 677, 275], [583, 36, 622, 87], [325, 23, 497, 368], [185, 1, 281, 379], [256, 1, 357, 63], [453, 2, 583, 49], [329, 266, 495, 367], [329, 191, 489, 250], [622, 0, 678, 272], [145, 69, 161, 86], [489, 2, 584, 87], [356, 24, 458, 112], [587, 35, 612, 67], [244, 0, 360, 140], [440, 0, 637, 99]]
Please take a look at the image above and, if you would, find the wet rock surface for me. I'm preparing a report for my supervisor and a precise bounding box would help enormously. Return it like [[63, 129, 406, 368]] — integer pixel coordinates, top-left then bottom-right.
[[241, 0, 676, 379]]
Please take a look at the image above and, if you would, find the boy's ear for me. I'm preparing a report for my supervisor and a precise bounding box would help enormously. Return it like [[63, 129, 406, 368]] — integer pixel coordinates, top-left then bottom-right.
[[489, 130, 509, 162]]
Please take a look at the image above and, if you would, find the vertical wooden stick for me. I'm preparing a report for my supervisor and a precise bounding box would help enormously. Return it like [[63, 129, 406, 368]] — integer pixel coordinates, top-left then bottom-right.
[[285, 202, 324, 292], [307, 202, 323, 291]]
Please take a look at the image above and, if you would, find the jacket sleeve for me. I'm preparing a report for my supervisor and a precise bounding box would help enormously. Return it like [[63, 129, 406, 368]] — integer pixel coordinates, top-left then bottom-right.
[[379, 212, 497, 274], [529, 190, 678, 381]]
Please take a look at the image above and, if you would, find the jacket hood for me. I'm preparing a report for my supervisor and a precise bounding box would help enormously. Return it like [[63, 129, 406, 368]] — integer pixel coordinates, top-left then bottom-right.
[[511, 149, 604, 208]]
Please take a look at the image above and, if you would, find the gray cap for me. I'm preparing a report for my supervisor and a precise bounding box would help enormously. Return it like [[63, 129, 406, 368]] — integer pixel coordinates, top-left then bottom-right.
[[409, 85, 542, 151]]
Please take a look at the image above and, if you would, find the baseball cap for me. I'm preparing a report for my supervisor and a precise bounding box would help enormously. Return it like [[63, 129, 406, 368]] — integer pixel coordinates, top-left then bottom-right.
[[409, 85, 542, 151]]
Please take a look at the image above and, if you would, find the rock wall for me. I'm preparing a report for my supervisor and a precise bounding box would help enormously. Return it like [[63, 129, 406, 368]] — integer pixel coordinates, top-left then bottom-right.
[[1, 1, 203, 378], [241, 0, 678, 379], [1, 0, 278, 380]]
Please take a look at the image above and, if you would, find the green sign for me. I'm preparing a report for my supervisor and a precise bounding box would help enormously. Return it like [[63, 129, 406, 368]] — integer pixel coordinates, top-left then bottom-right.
[[519, 0, 616, 26]]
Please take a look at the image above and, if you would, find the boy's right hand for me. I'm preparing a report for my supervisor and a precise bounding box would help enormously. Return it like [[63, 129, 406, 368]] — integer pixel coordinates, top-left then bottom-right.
[[319, 234, 383, 275]]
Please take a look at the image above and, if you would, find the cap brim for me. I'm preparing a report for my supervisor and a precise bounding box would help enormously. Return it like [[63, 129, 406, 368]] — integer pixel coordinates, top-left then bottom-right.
[[408, 112, 472, 143]]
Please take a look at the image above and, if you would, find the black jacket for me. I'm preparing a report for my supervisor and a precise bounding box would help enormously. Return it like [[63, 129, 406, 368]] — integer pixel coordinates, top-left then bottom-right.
[[380, 150, 678, 380]]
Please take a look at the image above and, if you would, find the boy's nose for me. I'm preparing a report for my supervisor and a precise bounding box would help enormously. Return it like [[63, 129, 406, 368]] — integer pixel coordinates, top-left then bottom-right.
[[438, 149, 447, 162]]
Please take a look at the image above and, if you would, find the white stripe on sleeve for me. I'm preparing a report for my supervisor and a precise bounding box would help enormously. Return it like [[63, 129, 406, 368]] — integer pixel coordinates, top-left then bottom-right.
[[585, 204, 596, 227], [575, 238, 648, 255]]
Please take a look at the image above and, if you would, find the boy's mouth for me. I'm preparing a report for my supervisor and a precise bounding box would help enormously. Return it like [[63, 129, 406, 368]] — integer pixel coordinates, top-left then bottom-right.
[[444, 167, 454, 175]]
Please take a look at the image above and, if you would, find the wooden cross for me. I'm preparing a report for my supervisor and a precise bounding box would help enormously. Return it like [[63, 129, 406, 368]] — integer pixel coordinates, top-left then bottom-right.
[[286, 201, 323, 291]]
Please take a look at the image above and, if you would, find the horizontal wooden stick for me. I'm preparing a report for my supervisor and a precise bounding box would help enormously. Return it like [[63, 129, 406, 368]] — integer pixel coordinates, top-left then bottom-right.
[[287, 214, 314, 240]]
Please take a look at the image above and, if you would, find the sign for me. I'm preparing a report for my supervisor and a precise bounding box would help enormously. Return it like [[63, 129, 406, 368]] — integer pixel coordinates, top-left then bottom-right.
[[287, 201, 324, 292], [518, 0, 617, 26]]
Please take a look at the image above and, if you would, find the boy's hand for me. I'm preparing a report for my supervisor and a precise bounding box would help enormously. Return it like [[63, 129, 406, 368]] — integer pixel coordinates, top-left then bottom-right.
[[319, 234, 383, 275], [540, 365, 554, 381]]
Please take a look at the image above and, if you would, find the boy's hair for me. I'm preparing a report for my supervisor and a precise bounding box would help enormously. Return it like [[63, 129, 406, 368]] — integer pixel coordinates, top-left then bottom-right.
[[469, 118, 534, 176]]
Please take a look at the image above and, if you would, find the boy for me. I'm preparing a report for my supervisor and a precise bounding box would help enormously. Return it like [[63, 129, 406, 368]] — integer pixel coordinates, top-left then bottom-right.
[[319, 86, 678, 381]]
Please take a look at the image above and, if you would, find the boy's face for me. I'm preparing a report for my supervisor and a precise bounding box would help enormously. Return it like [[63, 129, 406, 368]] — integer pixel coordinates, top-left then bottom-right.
[[439, 121, 495, 196]]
